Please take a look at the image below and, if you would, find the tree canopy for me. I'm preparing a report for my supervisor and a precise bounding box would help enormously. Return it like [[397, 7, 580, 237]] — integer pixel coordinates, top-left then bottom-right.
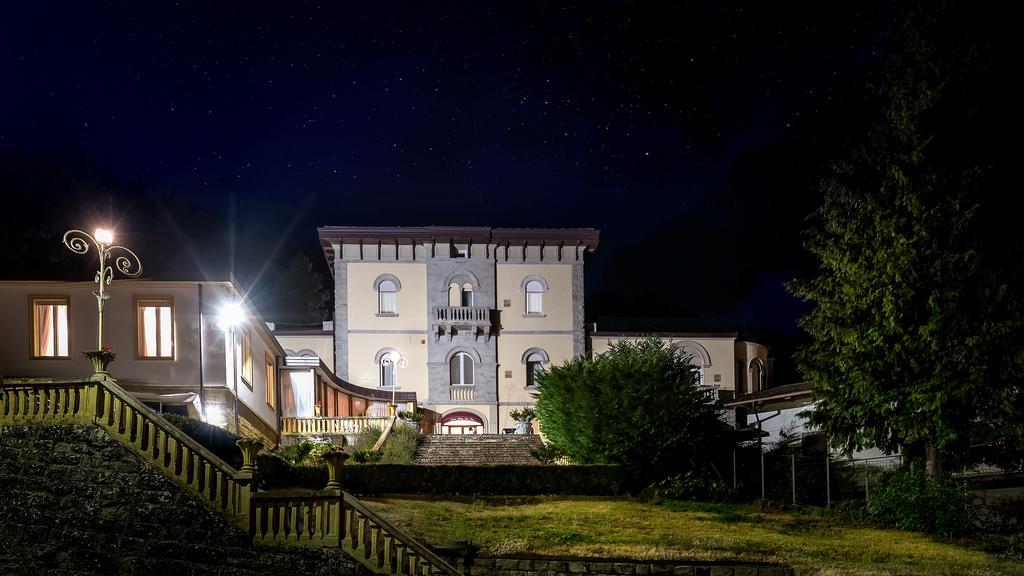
[[789, 2, 1023, 472], [534, 338, 724, 478]]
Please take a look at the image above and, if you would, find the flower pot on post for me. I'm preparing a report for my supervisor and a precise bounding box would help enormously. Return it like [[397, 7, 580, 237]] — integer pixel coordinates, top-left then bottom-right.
[[83, 348, 117, 376], [236, 438, 264, 474], [324, 451, 350, 490]]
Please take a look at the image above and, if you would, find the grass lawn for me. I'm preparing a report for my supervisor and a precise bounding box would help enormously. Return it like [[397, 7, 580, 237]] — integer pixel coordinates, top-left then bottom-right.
[[362, 495, 1023, 576]]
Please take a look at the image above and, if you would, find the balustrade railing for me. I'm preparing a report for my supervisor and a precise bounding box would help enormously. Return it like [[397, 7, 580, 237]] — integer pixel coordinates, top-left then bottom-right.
[[433, 306, 491, 324], [281, 416, 391, 436], [0, 377, 463, 576], [449, 386, 475, 401]]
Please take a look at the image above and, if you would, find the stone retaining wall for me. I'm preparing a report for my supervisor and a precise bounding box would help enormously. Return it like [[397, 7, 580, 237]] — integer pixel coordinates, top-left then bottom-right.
[[467, 557, 793, 576]]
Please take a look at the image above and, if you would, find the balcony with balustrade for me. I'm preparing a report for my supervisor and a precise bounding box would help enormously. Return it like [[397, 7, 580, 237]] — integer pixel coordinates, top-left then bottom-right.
[[432, 306, 493, 341]]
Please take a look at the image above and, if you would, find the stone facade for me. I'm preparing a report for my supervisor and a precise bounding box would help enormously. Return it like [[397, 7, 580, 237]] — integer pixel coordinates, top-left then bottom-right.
[[0, 424, 367, 576], [318, 227, 600, 433]]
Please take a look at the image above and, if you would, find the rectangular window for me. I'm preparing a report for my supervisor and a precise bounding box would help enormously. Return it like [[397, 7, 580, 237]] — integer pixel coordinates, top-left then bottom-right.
[[32, 297, 69, 358], [136, 298, 174, 358], [241, 330, 253, 387], [265, 355, 276, 408], [526, 292, 543, 314], [379, 291, 397, 314]]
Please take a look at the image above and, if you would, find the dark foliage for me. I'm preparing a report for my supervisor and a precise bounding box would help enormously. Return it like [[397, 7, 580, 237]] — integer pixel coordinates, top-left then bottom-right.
[[535, 337, 725, 481], [789, 1, 1024, 471], [161, 413, 242, 469], [869, 465, 979, 537], [257, 460, 630, 495]]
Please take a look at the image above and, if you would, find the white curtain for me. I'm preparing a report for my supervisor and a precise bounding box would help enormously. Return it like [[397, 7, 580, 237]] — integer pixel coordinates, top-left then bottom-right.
[[282, 371, 315, 418]]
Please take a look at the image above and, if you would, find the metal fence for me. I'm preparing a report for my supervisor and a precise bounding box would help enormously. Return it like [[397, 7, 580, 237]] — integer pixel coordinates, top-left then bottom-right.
[[729, 440, 904, 507]]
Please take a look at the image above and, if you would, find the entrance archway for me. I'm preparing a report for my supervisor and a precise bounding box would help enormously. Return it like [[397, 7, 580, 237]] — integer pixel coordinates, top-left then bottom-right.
[[441, 411, 485, 435]]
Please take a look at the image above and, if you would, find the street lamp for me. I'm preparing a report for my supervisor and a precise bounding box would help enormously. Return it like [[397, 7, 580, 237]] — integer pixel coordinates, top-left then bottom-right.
[[63, 228, 143, 349], [381, 351, 408, 415], [218, 301, 244, 433]]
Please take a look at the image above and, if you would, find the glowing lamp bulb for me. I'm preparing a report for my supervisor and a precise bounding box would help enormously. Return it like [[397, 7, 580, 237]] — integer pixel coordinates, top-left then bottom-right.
[[218, 302, 244, 331], [95, 228, 113, 245]]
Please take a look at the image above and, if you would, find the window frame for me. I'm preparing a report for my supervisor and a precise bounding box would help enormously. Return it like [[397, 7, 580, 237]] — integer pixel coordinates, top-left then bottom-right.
[[265, 353, 276, 409], [237, 329, 253, 389], [134, 296, 175, 360], [377, 279, 398, 315], [29, 295, 71, 360], [524, 280, 544, 315], [449, 352, 475, 386]]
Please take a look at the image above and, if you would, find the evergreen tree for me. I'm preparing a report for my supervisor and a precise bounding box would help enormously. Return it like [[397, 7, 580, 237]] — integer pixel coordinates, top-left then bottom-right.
[[264, 253, 331, 324], [789, 3, 1023, 474]]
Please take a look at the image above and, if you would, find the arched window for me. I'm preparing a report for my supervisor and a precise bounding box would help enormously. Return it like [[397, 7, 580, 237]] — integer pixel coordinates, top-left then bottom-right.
[[749, 359, 766, 393], [447, 282, 474, 306], [525, 352, 545, 387], [525, 280, 544, 315], [378, 280, 397, 314], [375, 348, 402, 388], [450, 352, 474, 386], [380, 361, 396, 388]]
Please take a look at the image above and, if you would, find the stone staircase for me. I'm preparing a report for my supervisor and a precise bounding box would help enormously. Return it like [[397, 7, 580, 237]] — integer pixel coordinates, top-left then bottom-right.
[[413, 434, 545, 465]]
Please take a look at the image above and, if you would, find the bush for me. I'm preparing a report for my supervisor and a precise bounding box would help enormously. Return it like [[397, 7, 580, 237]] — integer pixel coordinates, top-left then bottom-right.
[[869, 465, 979, 536], [257, 453, 327, 490], [161, 413, 242, 469], [352, 448, 383, 463], [349, 424, 420, 464], [381, 424, 420, 464], [340, 464, 630, 495], [652, 471, 734, 503], [509, 407, 536, 422], [530, 443, 565, 464], [275, 439, 335, 467], [397, 410, 424, 423], [535, 338, 725, 481]]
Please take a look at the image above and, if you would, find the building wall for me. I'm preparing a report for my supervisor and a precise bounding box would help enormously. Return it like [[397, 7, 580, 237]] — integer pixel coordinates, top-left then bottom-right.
[[588, 334, 763, 395], [346, 332, 429, 400], [275, 334, 334, 366], [496, 333, 573, 402], [0, 281, 280, 440], [495, 263, 574, 331], [322, 230, 594, 433], [346, 262, 428, 332]]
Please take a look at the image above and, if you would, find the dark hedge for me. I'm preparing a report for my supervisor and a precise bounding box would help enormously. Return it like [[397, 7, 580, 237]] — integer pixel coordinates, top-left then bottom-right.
[[256, 456, 630, 495]]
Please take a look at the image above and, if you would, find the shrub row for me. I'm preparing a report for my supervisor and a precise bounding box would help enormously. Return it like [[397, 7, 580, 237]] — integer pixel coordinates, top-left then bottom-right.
[[256, 457, 629, 495]]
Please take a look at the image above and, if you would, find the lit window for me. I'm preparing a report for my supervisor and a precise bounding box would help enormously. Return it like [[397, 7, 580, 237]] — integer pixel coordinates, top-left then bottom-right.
[[266, 355, 276, 408], [32, 297, 69, 358], [525, 280, 544, 314], [378, 279, 397, 314], [235, 330, 253, 387], [137, 299, 173, 358], [449, 352, 474, 386], [525, 352, 545, 387]]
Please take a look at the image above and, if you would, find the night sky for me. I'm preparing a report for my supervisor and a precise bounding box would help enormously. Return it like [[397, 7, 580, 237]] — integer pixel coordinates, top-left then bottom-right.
[[1, 2, 890, 369]]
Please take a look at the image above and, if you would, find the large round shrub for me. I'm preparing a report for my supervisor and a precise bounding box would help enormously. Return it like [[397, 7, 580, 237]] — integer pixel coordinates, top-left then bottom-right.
[[535, 338, 724, 479]]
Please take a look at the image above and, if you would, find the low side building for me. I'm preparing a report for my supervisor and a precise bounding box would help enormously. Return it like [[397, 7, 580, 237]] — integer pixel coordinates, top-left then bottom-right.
[[0, 280, 282, 444], [587, 330, 770, 402]]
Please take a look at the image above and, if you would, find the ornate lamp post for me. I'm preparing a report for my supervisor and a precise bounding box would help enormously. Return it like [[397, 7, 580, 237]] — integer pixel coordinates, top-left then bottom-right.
[[381, 352, 408, 415], [63, 228, 142, 373]]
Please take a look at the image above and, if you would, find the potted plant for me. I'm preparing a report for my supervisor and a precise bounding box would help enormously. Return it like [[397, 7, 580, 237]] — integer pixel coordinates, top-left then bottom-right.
[[509, 407, 536, 435], [83, 346, 116, 375], [397, 409, 424, 430]]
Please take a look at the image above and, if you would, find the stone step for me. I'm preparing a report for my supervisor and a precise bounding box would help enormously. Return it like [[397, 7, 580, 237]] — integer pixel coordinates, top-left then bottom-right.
[[412, 434, 544, 465]]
